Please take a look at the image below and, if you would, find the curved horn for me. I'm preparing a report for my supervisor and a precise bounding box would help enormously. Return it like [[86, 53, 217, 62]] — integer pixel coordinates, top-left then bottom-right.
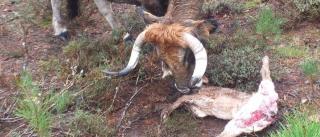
[[103, 31, 146, 76], [182, 33, 207, 88]]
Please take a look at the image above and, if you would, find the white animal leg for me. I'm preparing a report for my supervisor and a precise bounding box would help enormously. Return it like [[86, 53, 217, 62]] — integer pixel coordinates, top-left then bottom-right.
[[51, 0, 67, 36], [94, 0, 120, 30]]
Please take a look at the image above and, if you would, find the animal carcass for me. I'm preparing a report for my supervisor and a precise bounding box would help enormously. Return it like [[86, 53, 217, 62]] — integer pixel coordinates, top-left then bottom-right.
[[161, 56, 278, 137]]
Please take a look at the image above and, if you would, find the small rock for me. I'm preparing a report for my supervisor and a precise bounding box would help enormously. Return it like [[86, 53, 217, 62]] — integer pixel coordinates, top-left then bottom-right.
[[278, 43, 286, 48], [305, 80, 310, 84], [293, 36, 302, 46], [301, 98, 308, 104], [3, 8, 12, 12]]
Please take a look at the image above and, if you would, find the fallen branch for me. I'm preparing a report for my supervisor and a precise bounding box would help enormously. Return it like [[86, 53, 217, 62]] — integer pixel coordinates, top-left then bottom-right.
[[0, 117, 23, 123], [19, 22, 30, 71], [1, 100, 17, 118], [107, 86, 119, 112], [5, 124, 26, 137], [115, 74, 148, 134]]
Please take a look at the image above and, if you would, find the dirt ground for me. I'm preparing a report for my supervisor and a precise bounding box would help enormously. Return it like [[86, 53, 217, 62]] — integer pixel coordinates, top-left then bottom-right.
[[1, 0, 320, 137]]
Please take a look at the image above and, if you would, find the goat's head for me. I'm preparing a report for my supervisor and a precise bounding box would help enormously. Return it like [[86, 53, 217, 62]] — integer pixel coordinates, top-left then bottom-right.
[[103, 23, 207, 93], [104, 0, 219, 93]]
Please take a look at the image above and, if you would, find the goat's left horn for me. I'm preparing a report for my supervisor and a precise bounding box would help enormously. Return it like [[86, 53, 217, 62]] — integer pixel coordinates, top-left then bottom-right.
[[182, 33, 208, 88], [103, 31, 146, 76]]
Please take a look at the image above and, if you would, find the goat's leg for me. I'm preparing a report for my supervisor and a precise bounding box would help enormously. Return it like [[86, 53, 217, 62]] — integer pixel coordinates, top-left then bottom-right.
[[94, 0, 120, 30], [94, 0, 132, 42], [135, 6, 162, 24], [51, 0, 68, 41]]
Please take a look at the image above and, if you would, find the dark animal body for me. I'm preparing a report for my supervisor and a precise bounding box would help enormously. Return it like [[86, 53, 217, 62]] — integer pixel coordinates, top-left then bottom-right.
[[108, 0, 169, 16]]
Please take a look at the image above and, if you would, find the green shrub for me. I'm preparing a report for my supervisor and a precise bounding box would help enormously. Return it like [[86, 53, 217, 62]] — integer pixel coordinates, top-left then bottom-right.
[[15, 71, 74, 136], [244, 0, 262, 10], [269, 111, 320, 137], [68, 110, 110, 137], [38, 58, 61, 75], [300, 58, 319, 92], [207, 46, 263, 90], [202, 0, 243, 15], [300, 58, 319, 78], [61, 37, 124, 105], [256, 7, 284, 41], [205, 21, 284, 91], [53, 91, 72, 113], [16, 0, 52, 27], [15, 71, 52, 137], [292, 0, 320, 18], [276, 46, 307, 58], [119, 11, 145, 34]]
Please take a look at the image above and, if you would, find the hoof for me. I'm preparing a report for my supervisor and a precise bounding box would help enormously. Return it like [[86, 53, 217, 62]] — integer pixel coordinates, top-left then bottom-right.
[[58, 31, 69, 42], [160, 109, 170, 123]]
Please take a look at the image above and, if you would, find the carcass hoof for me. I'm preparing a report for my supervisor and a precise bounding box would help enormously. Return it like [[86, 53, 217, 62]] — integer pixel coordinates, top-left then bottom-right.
[[160, 108, 170, 123]]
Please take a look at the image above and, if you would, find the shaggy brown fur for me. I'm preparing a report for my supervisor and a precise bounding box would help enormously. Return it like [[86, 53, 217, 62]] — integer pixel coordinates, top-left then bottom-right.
[[164, 0, 204, 22], [144, 23, 191, 48], [144, 23, 195, 88], [139, 0, 217, 91], [138, 0, 218, 43], [106, 0, 217, 92]]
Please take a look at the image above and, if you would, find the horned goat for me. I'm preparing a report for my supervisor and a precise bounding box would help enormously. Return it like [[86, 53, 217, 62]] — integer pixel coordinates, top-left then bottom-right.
[[104, 0, 218, 94]]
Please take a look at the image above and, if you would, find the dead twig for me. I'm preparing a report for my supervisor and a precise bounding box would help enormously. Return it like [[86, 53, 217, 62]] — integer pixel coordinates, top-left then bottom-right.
[[285, 92, 297, 98], [115, 74, 148, 134], [107, 86, 119, 112], [5, 124, 26, 137], [0, 117, 23, 123], [0, 16, 18, 26], [19, 22, 31, 70], [0, 89, 5, 94], [71, 82, 95, 97], [1, 100, 17, 118]]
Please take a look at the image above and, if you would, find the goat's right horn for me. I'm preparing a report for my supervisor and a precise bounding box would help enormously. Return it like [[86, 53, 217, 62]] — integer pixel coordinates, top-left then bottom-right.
[[182, 33, 207, 88], [102, 31, 146, 76]]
